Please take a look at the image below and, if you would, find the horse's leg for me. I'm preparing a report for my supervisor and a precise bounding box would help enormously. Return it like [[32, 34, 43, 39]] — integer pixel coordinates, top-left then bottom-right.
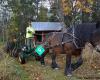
[[51, 53, 59, 69], [40, 55, 45, 66], [64, 54, 72, 76], [40, 49, 49, 66], [71, 54, 83, 71], [76, 54, 83, 65]]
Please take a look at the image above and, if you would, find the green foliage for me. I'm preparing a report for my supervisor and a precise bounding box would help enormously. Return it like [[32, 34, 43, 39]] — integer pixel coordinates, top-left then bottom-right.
[[38, 6, 48, 22], [49, 2, 59, 22], [6, 0, 37, 44], [7, 0, 36, 31], [60, 0, 95, 26], [49, 14, 59, 22], [0, 53, 31, 80], [92, 0, 100, 22]]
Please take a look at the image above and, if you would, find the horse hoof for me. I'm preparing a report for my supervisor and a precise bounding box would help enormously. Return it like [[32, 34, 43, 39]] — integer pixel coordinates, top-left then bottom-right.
[[64, 73, 72, 77], [41, 64, 45, 67], [67, 74, 72, 77], [41, 62, 45, 66], [54, 67, 59, 70]]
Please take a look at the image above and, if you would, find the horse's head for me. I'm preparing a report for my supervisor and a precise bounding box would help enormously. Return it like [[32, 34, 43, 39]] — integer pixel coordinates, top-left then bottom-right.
[[91, 23, 100, 52]]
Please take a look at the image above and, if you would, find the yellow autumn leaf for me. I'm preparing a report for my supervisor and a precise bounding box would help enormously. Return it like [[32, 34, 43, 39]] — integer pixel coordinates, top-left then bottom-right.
[[61, 0, 68, 8], [83, 8, 92, 13], [76, 1, 83, 9], [61, 0, 66, 3], [87, 0, 94, 5], [63, 7, 71, 15]]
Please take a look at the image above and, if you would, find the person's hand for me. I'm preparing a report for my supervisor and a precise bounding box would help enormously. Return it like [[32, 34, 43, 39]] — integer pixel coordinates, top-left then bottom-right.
[[32, 33, 35, 36]]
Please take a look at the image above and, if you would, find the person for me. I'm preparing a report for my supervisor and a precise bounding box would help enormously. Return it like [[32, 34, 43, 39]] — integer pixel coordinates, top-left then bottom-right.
[[26, 22, 35, 50]]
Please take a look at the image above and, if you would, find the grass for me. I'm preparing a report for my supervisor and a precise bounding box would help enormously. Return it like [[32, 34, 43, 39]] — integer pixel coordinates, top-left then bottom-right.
[[0, 43, 100, 80], [0, 55, 79, 80], [19, 59, 79, 80], [0, 44, 31, 80], [0, 56, 31, 80], [0, 47, 79, 80]]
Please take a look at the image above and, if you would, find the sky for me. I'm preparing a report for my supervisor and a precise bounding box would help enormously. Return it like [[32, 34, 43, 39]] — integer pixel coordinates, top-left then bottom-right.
[[39, 0, 51, 9]]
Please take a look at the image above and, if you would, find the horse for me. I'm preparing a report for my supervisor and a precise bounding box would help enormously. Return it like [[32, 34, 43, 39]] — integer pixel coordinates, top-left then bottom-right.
[[45, 22, 100, 76]]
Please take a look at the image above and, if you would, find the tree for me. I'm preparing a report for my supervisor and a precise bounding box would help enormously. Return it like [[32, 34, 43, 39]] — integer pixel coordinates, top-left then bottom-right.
[[49, 1, 59, 22], [5, 0, 37, 44], [60, 0, 94, 26], [92, 0, 100, 22], [38, 6, 48, 22], [0, 0, 11, 42]]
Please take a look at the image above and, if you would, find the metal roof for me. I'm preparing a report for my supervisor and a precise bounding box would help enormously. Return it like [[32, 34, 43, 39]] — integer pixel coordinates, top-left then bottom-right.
[[31, 22, 64, 31]]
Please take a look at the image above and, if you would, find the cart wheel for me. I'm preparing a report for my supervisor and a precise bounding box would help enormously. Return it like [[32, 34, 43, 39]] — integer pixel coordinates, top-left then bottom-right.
[[19, 53, 26, 64]]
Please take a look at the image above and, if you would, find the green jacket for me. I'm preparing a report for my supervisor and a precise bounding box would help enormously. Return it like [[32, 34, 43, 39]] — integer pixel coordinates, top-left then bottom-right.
[[26, 26, 35, 38]]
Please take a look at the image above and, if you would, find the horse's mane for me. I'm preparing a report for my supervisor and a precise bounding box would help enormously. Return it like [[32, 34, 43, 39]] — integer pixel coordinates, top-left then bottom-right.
[[96, 21, 100, 28]]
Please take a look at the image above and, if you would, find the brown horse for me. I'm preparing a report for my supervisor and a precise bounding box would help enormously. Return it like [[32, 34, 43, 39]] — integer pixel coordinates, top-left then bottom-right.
[[45, 22, 100, 76]]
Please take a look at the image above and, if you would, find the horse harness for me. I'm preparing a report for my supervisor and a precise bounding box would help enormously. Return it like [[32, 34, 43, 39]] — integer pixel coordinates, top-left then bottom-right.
[[48, 27, 82, 49], [61, 32, 80, 49]]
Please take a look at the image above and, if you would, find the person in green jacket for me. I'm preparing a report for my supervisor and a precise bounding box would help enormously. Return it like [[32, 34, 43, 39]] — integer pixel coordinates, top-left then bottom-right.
[[26, 22, 35, 49]]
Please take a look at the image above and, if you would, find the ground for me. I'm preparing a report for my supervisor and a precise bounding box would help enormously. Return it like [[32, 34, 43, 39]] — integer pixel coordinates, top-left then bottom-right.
[[0, 43, 100, 80]]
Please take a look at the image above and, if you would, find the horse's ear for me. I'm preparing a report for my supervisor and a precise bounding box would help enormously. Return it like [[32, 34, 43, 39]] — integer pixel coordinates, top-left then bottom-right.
[[96, 21, 100, 29]]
